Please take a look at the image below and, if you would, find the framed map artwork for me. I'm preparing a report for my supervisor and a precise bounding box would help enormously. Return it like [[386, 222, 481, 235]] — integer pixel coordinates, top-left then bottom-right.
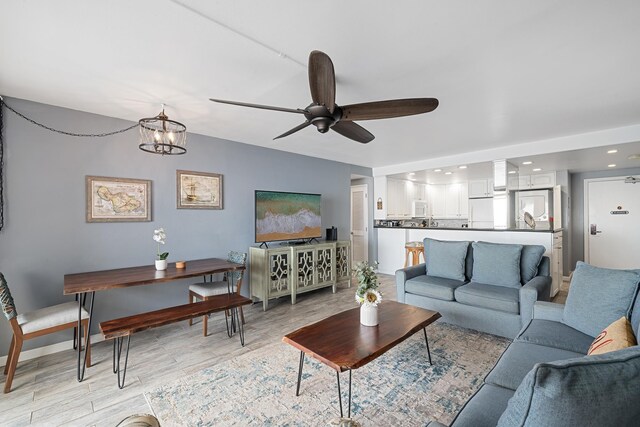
[[176, 170, 223, 210], [86, 176, 151, 222]]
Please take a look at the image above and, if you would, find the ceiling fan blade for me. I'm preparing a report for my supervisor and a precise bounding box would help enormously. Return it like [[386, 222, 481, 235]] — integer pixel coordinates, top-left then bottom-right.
[[210, 98, 307, 114], [273, 121, 312, 140], [340, 98, 439, 121], [308, 50, 336, 113], [331, 121, 374, 144]]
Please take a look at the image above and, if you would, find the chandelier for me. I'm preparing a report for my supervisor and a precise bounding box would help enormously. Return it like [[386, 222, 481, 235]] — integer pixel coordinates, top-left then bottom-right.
[[138, 106, 187, 155]]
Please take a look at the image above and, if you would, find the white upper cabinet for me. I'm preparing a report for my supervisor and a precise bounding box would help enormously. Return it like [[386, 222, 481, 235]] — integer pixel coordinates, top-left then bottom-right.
[[516, 172, 556, 190], [385, 178, 426, 218], [468, 179, 494, 198], [430, 183, 468, 219]]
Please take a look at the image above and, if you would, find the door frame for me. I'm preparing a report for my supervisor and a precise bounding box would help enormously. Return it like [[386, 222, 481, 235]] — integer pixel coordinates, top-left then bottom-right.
[[583, 175, 632, 264], [350, 184, 369, 264]]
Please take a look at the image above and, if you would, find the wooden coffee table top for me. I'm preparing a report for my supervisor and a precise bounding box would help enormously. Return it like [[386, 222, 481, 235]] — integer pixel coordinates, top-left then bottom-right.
[[282, 301, 441, 372]]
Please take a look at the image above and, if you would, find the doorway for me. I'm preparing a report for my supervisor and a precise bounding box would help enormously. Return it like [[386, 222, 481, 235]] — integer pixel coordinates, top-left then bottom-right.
[[350, 184, 368, 266], [584, 176, 640, 268]]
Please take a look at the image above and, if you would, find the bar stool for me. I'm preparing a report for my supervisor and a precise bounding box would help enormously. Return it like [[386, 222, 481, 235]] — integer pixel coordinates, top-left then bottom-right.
[[404, 242, 425, 267]]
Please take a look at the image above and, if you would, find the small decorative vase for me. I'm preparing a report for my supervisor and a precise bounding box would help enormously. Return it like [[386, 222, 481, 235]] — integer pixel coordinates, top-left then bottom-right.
[[155, 259, 167, 271], [360, 304, 379, 326]]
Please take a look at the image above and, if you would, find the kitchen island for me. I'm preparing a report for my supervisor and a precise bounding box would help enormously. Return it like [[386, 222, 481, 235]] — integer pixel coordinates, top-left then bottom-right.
[[376, 226, 563, 297]]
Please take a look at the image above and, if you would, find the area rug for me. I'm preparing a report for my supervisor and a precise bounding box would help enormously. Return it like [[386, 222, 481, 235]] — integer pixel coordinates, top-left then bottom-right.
[[145, 323, 510, 426]]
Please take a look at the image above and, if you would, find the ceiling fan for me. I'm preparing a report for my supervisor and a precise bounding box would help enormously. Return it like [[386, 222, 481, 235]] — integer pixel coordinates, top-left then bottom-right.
[[210, 50, 439, 144]]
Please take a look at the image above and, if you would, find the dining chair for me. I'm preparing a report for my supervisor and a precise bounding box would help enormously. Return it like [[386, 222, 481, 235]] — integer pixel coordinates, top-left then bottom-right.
[[188, 251, 247, 337], [0, 272, 91, 393]]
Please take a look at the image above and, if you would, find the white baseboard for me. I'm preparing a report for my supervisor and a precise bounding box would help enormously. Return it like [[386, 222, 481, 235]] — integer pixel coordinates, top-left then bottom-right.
[[0, 333, 105, 366]]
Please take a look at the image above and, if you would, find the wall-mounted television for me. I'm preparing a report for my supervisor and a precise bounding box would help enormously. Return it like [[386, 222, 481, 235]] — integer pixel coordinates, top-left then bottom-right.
[[255, 190, 322, 243]]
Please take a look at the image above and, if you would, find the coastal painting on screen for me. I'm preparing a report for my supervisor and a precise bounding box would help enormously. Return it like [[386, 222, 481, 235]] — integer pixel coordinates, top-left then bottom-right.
[[255, 191, 321, 242]]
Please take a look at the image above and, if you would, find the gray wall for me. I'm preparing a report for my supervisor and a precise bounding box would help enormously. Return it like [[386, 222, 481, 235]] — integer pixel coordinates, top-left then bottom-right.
[[570, 167, 640, 270], [0, 97, 366, 355]]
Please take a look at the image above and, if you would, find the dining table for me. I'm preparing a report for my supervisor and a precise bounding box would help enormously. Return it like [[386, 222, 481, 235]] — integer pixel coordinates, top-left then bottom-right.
[[63, 257, 246, 382]]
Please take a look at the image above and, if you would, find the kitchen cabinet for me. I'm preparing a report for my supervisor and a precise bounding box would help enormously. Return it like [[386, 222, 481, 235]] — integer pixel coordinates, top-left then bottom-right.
[[428, 184, 446, 217], [386, 178, 426, 218], [468, 179, 494, 198], [517, 172, 556, 190], [429, 183, 468, 219]]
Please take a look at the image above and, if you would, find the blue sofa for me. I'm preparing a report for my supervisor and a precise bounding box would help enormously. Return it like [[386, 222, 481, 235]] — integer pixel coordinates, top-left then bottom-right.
[[396, 239, 552, 338], [429, 262, 640, 427]]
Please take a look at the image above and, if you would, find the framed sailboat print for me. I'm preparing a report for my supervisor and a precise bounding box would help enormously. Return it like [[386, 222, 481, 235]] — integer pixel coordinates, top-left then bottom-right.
[[176, 170, 223, 210]]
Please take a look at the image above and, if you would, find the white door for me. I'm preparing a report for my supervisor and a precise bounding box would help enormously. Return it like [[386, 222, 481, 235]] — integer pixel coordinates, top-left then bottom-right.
[[351, 185, 368, 266], [585, 177, 640, 269]]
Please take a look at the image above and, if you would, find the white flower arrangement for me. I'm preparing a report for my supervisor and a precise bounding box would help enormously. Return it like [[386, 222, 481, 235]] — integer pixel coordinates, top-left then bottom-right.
[[354, 261, 382, 307], [153, 228, 169, 260]]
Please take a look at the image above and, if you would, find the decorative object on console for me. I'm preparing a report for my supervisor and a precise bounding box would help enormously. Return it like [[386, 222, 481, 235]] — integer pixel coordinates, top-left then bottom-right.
[[86, 176, 151, 222], [326, 226, 338, 241], [175, 261, 186, 269], [176, 170, 223, 209], [153, 228, 169, 270], [138, 105, 187, 155], [354, 261, 381, 326]]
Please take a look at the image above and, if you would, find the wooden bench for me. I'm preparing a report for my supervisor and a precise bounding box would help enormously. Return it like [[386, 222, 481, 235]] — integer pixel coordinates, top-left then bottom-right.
[[100, 293, 252, 388]]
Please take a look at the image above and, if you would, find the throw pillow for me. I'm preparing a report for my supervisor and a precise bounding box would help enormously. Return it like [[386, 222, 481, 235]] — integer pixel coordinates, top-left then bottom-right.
[[497, 346, 640, 427], [424, 238, 469, 282], [520, 245, 546, 284], [629, 269, 640, 338], [562, 262, 640, 337], [471, 241, 523, 288], [587, 317, 637, 355]]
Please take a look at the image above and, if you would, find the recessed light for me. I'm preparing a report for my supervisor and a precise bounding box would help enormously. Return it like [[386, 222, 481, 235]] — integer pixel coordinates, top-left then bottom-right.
[[607, 149, 618, 154], [434, 169, 442, 172], [408, 172, 416, 176], [444, 171, 453, 175], [522, 161, 533, 165], [532, 168, 542, 172], [628, 154, 640, 160], [608, 164, 616, 168], [508, 170, 517, 174], [458, 165, 467, 169]]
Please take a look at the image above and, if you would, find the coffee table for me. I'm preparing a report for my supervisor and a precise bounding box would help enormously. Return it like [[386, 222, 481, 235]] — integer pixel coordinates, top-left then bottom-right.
[[282, 301, 441, 419]]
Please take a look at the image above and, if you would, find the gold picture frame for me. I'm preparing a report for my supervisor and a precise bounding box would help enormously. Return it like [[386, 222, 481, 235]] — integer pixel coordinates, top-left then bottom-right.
[[86, 176, 151, 222], [176, 170, 223, 210]]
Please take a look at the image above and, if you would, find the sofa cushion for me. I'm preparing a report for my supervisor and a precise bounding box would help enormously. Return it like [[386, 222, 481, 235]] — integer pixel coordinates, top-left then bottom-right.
[[562, 261, 640, 337], [471, 242, 523, 288], [450, 384, 514, 427], [520, 245, 546, 284], [516, 319, 594, 354], [455, 282, 520, 314], [485, 341, 584, 391], [588, 316, 637, 355], [496, 346, 640, 427], [424, 238, 469, 282], [405, 275, 466, 301]]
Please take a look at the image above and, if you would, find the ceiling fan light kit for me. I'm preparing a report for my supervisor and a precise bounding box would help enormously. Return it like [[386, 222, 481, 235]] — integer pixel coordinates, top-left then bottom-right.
[[210, 50, 439, 144], [138, 106, 187, 155]]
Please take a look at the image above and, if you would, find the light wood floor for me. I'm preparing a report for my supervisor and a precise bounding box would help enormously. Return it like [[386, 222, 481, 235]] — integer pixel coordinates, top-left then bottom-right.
[[2, 274, 567, 426], [0, 276, 396, 426]]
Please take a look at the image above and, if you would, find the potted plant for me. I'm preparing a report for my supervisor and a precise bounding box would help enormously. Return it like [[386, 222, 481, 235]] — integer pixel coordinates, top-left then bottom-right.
[[354, 261, 382, 326], [153, 228, 169, 270]]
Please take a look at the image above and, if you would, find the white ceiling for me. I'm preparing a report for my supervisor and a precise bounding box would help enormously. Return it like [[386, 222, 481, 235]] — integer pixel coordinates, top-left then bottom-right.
[[2, 1, 640, 169]]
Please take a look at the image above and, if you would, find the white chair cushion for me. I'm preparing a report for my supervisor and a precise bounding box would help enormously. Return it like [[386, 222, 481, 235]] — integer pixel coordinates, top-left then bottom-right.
[[189, 281, 235, 297], [17, 301, 89, 334]]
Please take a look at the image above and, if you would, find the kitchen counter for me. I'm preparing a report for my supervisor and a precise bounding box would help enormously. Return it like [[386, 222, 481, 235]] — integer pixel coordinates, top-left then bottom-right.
[[374, 225, 557, 233]]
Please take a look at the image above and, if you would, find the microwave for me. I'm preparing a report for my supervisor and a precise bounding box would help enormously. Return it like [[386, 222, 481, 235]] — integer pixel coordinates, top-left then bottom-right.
[[412, 200, 429, 218]]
